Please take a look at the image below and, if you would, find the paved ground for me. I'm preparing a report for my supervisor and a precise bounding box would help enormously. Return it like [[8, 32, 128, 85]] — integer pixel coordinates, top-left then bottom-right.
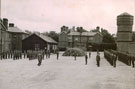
[[0, 52, 135, 89]]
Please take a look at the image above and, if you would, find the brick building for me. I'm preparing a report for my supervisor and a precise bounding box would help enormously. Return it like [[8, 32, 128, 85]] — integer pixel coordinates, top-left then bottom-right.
[[68, 32, 103, 50], [8, 23, 28, 51], [0, 18, 29, 54], [59, 29, 103, 51]]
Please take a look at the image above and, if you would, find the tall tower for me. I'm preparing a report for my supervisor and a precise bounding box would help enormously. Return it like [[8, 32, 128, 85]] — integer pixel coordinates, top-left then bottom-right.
[[117, 12, 134, 53]]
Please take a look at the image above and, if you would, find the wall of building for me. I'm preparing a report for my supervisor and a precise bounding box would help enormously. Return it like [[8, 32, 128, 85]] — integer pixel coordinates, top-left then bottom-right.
[[128, 42, 135, 55], [22, 34, 47, 51], [58, 32, 68, 50], [0, 19, 12, 53], [93, 33, 103, 43], [11, 33, 23, 50], [67, 33, 103, 50]]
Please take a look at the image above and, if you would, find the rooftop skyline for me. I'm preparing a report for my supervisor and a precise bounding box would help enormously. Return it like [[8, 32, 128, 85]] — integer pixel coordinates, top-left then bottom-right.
[[1, 0, 135, 34]]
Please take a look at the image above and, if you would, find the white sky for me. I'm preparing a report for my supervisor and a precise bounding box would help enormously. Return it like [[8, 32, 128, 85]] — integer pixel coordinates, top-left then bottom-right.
[[1, 0, 135, 34]]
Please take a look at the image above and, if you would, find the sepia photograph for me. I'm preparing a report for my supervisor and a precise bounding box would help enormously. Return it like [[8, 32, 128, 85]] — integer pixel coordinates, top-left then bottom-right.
[[0, 0, 135, 89]]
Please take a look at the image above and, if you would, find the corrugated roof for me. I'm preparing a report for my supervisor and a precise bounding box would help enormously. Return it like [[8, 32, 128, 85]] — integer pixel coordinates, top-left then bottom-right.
[[38, 34, 57, 44], [68, 32, 99, 36], [24, 33, 57, 44], [8, 27, 24, 33]]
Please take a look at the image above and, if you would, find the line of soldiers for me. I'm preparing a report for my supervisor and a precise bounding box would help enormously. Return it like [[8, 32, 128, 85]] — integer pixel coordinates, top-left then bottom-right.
[[0, 50, 22, 60], [25, 50, 51, 60], [117, 52, 135, 67], [104, 50, 135, 68], [104, 50, 117, 67]]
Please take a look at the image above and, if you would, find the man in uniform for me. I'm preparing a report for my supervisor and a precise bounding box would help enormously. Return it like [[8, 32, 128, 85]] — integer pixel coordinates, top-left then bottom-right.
[[57, 51, 59, 60], [113, 54, 117, 67], [37, 52, 43, 66], [85, 54, 88, 65], [131, 55, 135, 68], [96, 53, 100, 67]]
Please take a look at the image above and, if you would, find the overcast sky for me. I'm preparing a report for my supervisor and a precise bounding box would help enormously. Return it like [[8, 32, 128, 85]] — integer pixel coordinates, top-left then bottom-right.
[[1, 0, 135, 34]]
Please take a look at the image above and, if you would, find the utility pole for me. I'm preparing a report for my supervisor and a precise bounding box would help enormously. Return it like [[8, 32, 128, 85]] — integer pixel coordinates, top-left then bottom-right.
[[0, 0, 2, 59]]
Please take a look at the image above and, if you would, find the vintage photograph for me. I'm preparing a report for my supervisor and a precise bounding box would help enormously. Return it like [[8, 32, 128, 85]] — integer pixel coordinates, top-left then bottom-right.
[[0, 0, 135, 89]]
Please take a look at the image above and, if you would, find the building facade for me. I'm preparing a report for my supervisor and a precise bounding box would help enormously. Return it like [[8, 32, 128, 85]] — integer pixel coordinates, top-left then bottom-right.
[[68, 32, 103, 50], [8, 23, 29, 51], [0, 18, 29, 54], [59, 30, 103, 51], [0, 18, 12, 53]]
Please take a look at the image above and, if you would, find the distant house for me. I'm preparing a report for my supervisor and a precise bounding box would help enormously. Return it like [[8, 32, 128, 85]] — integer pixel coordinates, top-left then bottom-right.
[[68, 32, 103, 50], [58, 29, 103, 51], [22, 33, 57, 52]]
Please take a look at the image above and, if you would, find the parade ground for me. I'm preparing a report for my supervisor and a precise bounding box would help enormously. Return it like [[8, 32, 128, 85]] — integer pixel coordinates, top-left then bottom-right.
[[0, 52, 135, 89]]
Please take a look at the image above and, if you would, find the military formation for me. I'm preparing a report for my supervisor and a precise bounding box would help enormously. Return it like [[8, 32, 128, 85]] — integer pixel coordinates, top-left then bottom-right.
[[0, 50, 22, 60], [104, 50, 135, 68], [0, 49, 50, 60], [0, 49, 135, 68]]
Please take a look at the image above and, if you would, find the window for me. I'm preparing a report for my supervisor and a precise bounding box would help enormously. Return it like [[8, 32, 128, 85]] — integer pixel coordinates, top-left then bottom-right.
[[75, 37, 79, 41], [35, 44, 40, 50], [89, 37, 93, 41]]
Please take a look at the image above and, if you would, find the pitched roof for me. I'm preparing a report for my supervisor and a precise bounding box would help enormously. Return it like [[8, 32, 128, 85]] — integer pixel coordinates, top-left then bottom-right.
[[24, 33, 57, 44], [37, 34, 57, 44], [8, 26, 25, 33], [68, 32, 102, 36]]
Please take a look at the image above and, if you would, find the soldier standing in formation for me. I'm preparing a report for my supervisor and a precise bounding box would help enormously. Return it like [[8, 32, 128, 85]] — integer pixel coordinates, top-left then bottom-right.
[[37, 52, 43, 66], [96, 53, 100, 67], [57, 51, 59, 60], [85, 54, 88, 65], [113, 54, 117, 67], [131, 55, 135, 68]]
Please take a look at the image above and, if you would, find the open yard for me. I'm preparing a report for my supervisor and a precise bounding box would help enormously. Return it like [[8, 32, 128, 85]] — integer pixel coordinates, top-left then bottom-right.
[[0, 52, 135, 89]]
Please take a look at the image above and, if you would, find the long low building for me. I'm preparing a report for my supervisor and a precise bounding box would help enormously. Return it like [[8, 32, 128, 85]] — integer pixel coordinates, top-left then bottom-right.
[[22, 33, 57, 52]]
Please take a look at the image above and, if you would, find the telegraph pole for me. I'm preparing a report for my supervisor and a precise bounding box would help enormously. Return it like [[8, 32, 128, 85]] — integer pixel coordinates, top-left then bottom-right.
[[0, 0, 2, 60]]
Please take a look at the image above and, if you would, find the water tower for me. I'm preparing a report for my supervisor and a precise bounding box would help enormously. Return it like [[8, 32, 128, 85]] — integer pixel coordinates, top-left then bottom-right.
[[117, 12, 134, 53]]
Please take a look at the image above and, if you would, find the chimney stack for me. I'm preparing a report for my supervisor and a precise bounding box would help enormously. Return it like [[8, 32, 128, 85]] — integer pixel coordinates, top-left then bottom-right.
[[9, 23, 14, 27], [3, 18, 8, 29]]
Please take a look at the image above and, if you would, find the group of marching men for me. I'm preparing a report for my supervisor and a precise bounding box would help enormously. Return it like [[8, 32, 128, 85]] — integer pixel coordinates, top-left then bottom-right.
[[104, 50, 135, 68]]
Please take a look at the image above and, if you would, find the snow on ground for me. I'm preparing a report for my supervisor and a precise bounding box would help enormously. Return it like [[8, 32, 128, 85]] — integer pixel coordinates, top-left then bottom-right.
[[0, 52, 135, 89]]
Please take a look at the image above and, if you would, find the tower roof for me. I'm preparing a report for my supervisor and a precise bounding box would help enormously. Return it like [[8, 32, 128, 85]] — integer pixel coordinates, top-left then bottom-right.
[[118, 12, 133, 17]]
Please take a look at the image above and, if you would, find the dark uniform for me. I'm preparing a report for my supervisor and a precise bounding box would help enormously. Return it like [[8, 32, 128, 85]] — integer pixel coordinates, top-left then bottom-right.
[[131, 55, 135, 68], [37, 53, 43, 66], [113, 54, 117, 67], [96, 54, 100, 67], [85, 54, 88, 65], [57, 51, 59, 60]]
